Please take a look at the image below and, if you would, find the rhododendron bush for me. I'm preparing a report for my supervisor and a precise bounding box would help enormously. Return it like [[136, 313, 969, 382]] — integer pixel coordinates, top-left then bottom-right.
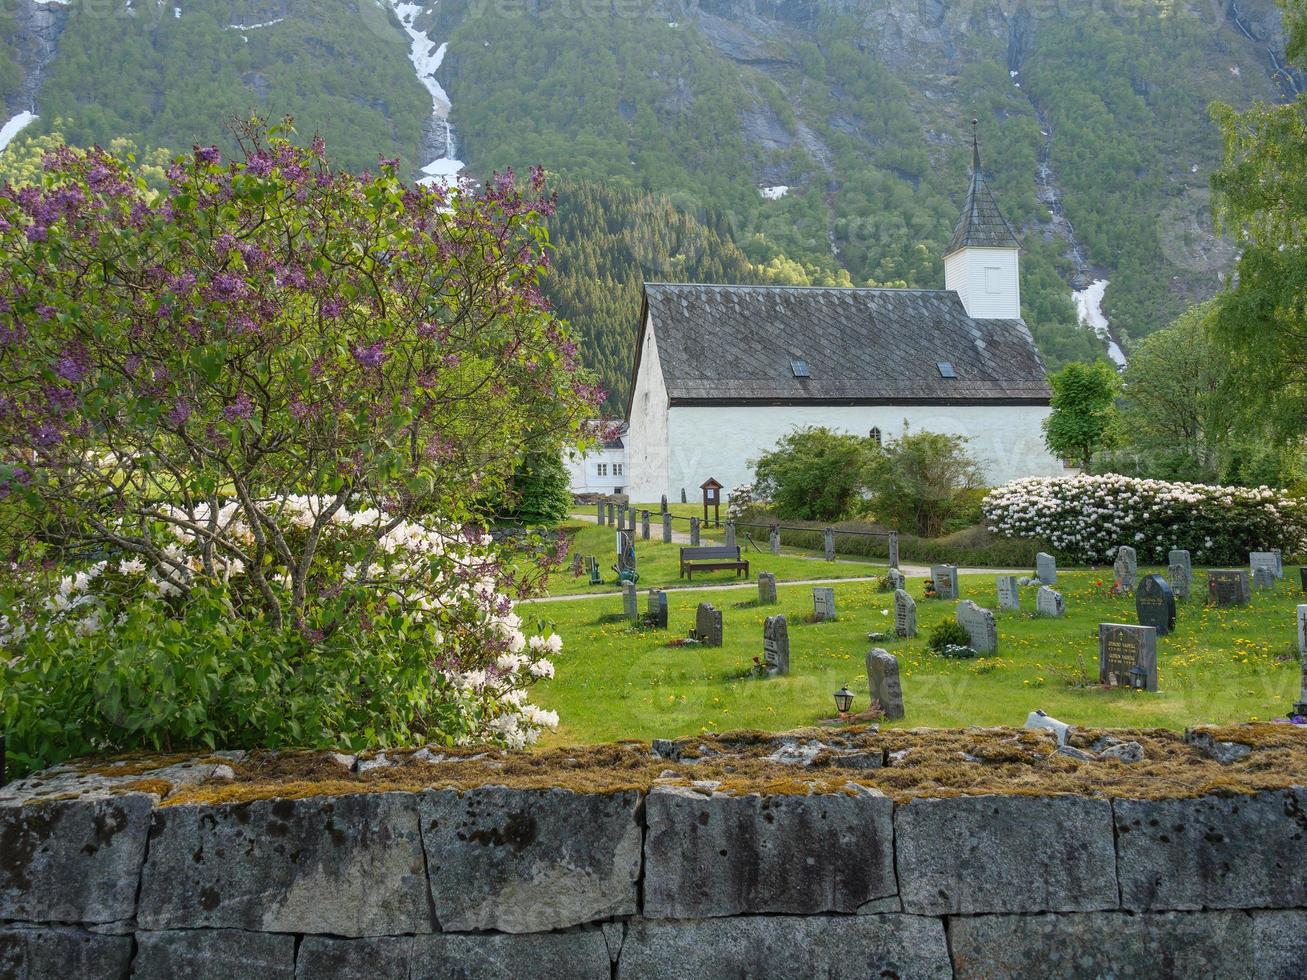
[[983, 475, 1307, 564], [0, 121, 598, 773]]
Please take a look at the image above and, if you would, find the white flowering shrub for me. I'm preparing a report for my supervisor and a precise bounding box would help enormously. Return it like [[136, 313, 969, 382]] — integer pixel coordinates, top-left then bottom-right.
[[727, 483, 756, 517], [983, 475, 1307, 564], [1, 497, 561, 774]]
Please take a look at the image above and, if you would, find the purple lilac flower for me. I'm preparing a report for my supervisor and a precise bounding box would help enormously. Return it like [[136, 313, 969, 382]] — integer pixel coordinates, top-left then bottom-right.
[[166, 399, 192, 427], [352, 341, 387, 370], [194, 145, 221, 166], [223, 392, 254, 422]]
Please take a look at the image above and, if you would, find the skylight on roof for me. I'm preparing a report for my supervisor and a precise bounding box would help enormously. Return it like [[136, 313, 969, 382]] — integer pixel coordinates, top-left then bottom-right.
[[791, 359, 811, 379], [937, 362, 957, 379]]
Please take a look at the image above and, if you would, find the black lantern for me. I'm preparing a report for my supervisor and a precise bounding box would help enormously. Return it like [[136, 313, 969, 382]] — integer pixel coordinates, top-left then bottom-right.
[[833, 686, 855, 716]]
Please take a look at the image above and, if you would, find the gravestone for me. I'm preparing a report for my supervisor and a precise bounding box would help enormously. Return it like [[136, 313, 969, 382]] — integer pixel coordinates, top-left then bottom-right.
[[886, 567, 906, 592], [623, 581, 639, 624], [691, 603, 723, 647], [1208, 569, 1251, 606], [1036, 552, 1057, 586], [769, 525, 781, 555], [1253, 564, 1276, 590], [1250, 550, 1283, 580], [1169, 549, 1192, 582], [931, 565, 959, 600], [865, 649, 905, 720], [1296, 605, 1307, 717], [724, 521, 736, 548], [1036, 585, 1065, 618], [1168, 562, 1191, 601], [1301, 567, 1307, 594], [1135, 574, 1177, 636], [763, 615, 790, 676], [956, 600, 998, 654], [887, 532, 900, 570], [597, 498, 606, 525], [758, 572, 778, 605], [662, 512, 673, 544], [823, 528, 836, 561], [1098, 623, 1158, 692], [641, 510, 651, 540], [689, 517, 701, 546], [812, 586, 837, 622], [681, 488, 687, 504], [1113, 546, 1137, 591], [996, 575, 1020, 612], [660, 495, 668, 514], [894, 589, 917, 639], [647, 589, 668, 629]]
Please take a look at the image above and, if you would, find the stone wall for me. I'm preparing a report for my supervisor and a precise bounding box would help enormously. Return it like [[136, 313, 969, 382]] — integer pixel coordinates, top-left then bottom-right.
[[3, 777, 1306, 978]]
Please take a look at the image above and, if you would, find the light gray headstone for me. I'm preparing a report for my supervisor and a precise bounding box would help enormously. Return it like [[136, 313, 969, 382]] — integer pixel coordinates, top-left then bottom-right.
[[763, 615, 790, 676], [1168, 562, 1191, 600], [1253, 564, 1276, 590], [662, 512, 672, 544], [641, 510, 651, 540], [769, 525, 781, 554], [623, 581, 638, 623], [724, 521, 736, 548], [1169, 549, 1192, 580], [931, 565, 959, 601], [647, 589, 668, 629], [1250, 550, 1283, 579], [823, 528, 835, 561], [1036, 586, 1065, 618], [1036, 552, 1057, 585], [887, 532, 900, 569], [886, 567, 906, 592], [866, 649, 904, 720], [996, 575, 1020, 611], [689, 516, 700, 546], [758, 572, 778, 605], [692, 603, 723, 647], [894, 589, 917, 639], [812, 587, 837, 622], [1099, 623, 1158, 691], [956, 600, 998, 654], [1113, 546, 1137, 590]]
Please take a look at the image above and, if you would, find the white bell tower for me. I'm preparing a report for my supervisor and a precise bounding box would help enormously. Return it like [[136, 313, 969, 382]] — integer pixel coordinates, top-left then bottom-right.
[[944, 122, 1022, 320]]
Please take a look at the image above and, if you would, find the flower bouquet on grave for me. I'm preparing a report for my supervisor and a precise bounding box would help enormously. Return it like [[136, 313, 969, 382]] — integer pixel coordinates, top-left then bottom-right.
[[940, 644, 978, 660], [1109, 577, 1132, 597], [922, 578, 938, 599]]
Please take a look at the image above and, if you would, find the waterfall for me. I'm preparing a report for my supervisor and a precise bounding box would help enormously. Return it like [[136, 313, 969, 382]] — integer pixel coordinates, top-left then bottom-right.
[[384, 2, 464, 185]]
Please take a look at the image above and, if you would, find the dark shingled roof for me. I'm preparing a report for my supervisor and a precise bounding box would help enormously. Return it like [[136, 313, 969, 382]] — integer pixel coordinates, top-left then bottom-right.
[[946, 141, 1021, 254], [631, 283, 1051, 409]]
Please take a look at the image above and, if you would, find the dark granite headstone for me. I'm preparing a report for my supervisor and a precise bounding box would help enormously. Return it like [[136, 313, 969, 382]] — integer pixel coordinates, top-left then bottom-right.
[[1207, 569, 1251, 607], [763, 615, 789, 676], [1098, 623, 1158, 692], [1301, 566, 1307, 594], [1135, 574, 1176, 636], [691, 603, 722, 647], [647, 589, 668, 629], [866, 649, 904, 720]]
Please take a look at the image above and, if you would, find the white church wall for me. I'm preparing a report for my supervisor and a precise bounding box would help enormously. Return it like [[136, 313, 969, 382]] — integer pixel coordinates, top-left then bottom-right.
[[943, 250, 970, 314], [626, 315, 671, 502], [947, 247, 1020, 319], [662, 403, 1064, 502]]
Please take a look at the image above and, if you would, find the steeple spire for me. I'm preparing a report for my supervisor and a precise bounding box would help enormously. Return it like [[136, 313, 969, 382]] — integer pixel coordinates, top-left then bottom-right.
[[972, 117, 981, 174], [945, 120, 1020, 257]]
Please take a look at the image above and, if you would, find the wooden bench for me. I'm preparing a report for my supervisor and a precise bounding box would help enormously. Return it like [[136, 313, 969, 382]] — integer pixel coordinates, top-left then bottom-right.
[[680, 545, 749, 580]]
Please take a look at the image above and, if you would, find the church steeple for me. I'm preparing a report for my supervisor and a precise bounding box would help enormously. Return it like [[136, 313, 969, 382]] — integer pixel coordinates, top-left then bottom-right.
[[944, 121, 1022, 319]]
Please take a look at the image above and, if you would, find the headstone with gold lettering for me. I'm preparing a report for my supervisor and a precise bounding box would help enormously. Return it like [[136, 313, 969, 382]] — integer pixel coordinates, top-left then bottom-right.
[[1099, 623, 1158, 691]]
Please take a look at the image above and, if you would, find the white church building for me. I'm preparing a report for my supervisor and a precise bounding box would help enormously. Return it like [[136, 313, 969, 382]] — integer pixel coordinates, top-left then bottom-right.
[[624, 139, 1065, 503]]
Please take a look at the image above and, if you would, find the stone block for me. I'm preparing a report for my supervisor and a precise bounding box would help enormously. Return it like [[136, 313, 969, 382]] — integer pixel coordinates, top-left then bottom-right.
[[410, 929, 611, 979], [419, 786, 641, 933], [1114, 789, 1307, 911], [949, 910, 1307, 979], [619, 915, 952, 980], [895, 795, 1117, 914], [643, 785, 896, 917], [295, 936, 415, 980], [0, 794, 152, 924], [134, 929, 295, 980], [0, 927, 132, 980], [138, 793, 430, 936]]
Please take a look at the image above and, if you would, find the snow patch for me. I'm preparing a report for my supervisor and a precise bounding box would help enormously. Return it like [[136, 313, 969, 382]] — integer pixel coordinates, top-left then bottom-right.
[[383, 1, 464, 185], [0, 112, 38, 154], [759, 185, 789, 200], [1073, 279, 1127, 367]]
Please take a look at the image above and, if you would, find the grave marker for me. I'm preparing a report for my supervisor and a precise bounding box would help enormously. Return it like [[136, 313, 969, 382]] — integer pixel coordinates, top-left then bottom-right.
[[1250, 550, 1283, 580], [724, 521, 736, 548], [887, 532, 900, 570], [1098, 623, 1158, 692], [1208, 569, 1251, 606], [769, 524, 781, 555], [641, 510, 651, 540], [1301, 567, 1307, 594], [886, 567, 906, 592], [1296, 605, 1307, 717], [623, 581, 639, 624], [681, 488, 687, 504], [823, 528, 835, 561], [894, 589, 917, 639], [763, 616, 790, 676], [1169, 549, 1192, 582], [758, 572, 778, 605], [1036, 586, 1065, 618], [1253, 564, 1276, 590], [866, 649, 905, 720], [1036, 552, 1057, 585], [662, 512, 673, 544], [956, 601, 998, 654], [812, 587, 837, 622], [647, 589, 668, 629], [1135, 574, 1177, 636], [689, 517, 701, 546], [931, 565, 959, 600], [691, 603, 723, 647], [996, 575, 1020, 611], [1113, 546, 1137, 591], [1168, 562, 1191, 601]]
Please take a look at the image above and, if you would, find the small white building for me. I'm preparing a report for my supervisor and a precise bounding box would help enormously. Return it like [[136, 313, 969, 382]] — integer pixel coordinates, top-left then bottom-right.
[[564, 423, 629, 496], [625, 139, 1065, 503]]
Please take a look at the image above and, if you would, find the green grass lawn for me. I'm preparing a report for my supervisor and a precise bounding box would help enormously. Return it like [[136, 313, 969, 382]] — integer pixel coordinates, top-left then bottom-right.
[[548, 520, 885, 597], [528, 568, 1307, 744]]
